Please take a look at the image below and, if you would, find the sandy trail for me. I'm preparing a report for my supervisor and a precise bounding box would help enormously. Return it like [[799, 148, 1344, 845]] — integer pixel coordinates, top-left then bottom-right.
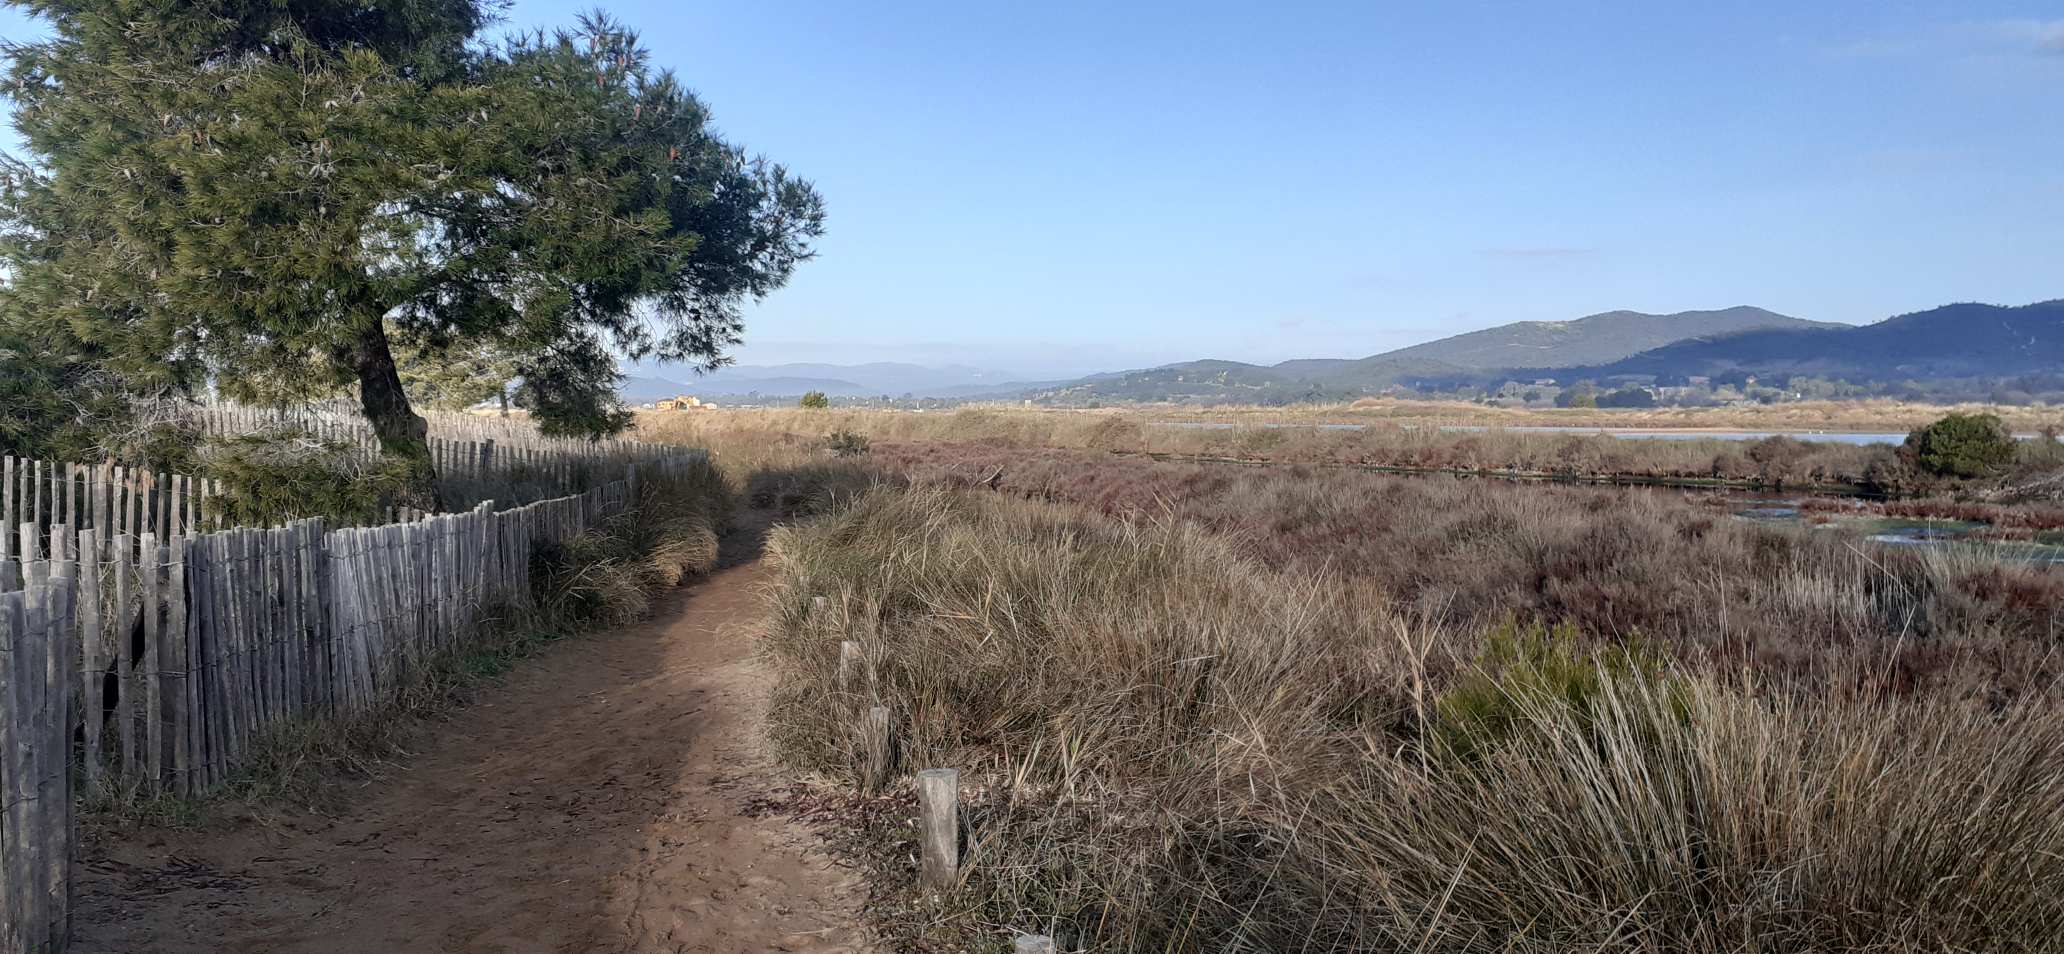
[[71, 521, 870, 953]]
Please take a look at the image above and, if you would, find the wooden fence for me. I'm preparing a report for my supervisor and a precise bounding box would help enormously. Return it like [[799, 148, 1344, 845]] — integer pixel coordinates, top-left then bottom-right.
[[0, 449, 699, 951], [193, 402, 686, 512], [191, 403, 674, 474], [2, 459, 220, 567], [1, 406, 688, 547], [1, 564, 77, 954]]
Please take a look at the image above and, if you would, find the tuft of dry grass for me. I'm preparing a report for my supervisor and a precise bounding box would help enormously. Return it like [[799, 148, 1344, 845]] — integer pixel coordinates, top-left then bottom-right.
[[760, 484, 2064, 953]]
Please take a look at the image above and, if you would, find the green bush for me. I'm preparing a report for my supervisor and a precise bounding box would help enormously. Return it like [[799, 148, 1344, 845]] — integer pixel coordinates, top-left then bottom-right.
[[1596, 386, 1657, 408], [825, 429, 871, 457], [200, 431, 412, 526], [1904, 412, 2017, 478], [798, 390, 830, 409]]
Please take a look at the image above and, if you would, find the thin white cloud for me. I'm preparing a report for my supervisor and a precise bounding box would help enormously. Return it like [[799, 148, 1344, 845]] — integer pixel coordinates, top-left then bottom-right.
[[1994, 18, 2064, 55], [1831, 18, 2064, 60]]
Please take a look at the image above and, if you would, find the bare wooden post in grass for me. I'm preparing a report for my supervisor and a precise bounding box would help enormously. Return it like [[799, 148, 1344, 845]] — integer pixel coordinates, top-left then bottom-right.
[[860, 705, 894, 793], [1015, 936, 1057, 954], [837, 640, 861, 690], [917, 767, 960, 894]]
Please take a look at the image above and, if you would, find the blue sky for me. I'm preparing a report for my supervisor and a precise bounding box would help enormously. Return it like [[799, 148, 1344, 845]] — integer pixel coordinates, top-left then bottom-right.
[[4, 2, 2061, 378]]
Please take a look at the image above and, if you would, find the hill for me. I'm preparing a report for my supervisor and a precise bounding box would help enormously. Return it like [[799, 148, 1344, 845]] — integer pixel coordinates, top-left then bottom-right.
[[1371, 306, 1833, 369], [1572, 300, 2064, 382], [1032, 306, 1828, 403]]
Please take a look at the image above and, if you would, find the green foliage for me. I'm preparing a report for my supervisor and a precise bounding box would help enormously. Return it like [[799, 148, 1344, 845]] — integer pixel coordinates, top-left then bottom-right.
[[1433, 620, 1681, 762], [0, 325, 126, 460], [511, 341, 634, 437], [1556, 382, 1600, 408], [200, 432, 414, 527], [1596, 386, 1657, 408], [825, 429, 871, 457], [1905, 413, 2017, 479], [0, 1, 824, 451], [0, 320, 203, 467], [394, 332, 519, 411], [798, 390, 831, 409]]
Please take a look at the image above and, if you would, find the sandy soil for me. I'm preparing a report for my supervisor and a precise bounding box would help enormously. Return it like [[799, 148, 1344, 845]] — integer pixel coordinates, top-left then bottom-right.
[[70, 524, 872, 953]]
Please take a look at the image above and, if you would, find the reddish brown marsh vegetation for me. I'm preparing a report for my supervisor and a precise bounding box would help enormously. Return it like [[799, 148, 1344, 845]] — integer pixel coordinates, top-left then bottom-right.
[[858, 441, 2063, 697], [758, 483, 2064, 953], [661, 419, 2064, 951]]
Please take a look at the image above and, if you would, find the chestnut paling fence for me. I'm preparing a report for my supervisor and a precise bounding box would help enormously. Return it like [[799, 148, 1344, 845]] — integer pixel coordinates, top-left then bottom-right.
[[0, 443, 704, 952], [1, 405, 687, 550]]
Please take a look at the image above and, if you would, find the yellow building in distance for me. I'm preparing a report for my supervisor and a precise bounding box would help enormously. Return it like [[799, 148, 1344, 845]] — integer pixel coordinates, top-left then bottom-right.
[[654, 395, 715, 411]]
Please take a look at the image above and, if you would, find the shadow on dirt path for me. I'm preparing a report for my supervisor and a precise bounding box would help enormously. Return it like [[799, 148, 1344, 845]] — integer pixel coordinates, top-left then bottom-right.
[[71, 512, 870, 954]]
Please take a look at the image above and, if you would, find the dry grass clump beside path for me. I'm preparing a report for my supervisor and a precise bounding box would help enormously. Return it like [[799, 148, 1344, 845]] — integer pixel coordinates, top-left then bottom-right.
[[760, 484, 2064, 953]]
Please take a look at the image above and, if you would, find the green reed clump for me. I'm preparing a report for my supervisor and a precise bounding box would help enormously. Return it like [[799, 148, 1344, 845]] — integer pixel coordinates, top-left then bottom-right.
[[1431, 620, 1686, 763]]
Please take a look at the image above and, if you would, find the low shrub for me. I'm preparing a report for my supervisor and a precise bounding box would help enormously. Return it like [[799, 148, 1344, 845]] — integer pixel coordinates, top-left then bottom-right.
[[825, 428, 872, 458], [1905, 412, 2017, 478]]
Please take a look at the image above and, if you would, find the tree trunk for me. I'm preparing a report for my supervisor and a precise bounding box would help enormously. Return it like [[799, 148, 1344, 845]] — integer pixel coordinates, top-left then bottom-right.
[[350, 319, 440, 511]]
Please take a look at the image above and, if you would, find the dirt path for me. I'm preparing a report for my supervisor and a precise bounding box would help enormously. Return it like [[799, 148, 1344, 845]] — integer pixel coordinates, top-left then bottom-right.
[[71, 523, 871, 953]]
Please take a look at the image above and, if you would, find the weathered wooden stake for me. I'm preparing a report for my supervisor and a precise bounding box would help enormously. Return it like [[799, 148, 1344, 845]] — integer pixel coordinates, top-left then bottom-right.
[[860, 705, 894, 793], [917, 767, 960, 893], [837, 640, 861, 690]]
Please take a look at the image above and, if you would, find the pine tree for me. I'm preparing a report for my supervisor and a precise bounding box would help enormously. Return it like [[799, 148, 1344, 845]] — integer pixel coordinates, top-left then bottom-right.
[[395, 333, 520, 413], [0, 0, 824, 504]]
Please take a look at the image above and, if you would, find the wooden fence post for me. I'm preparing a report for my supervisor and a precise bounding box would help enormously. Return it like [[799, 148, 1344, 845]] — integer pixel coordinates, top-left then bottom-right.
[[917, 768, 961, 893], [113, 531, 135, 781], [1, 456, 12, 563], [141, 532, 163, 789], [78, 528, 103, 790], [0, 590, 24, 952], [46, 557, 76, 948], [166, 537, 190, 796]]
